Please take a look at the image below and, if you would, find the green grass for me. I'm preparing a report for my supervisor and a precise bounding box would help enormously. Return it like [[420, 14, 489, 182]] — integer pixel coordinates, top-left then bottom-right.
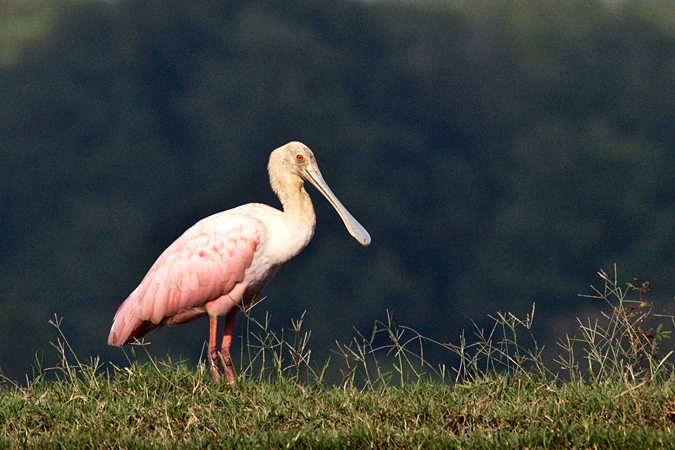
[[2, 267, 675, 448]]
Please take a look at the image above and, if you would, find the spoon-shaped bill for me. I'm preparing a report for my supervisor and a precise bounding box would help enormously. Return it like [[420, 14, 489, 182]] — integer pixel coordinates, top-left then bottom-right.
[[302, 164, 371, 246]]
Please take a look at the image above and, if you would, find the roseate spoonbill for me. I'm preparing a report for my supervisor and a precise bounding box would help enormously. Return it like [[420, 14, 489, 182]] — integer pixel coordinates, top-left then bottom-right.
[[108, 141, 370, 383]]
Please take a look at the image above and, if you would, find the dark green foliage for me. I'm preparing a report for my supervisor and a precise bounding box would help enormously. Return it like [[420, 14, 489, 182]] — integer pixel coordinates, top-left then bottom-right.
[[2, 0, 675, 382]]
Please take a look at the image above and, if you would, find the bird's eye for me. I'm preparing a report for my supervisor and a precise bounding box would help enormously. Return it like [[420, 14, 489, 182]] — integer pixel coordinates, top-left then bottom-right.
[[296, 154, 304, 162]]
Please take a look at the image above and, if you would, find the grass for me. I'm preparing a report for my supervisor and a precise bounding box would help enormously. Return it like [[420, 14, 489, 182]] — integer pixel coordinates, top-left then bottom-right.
[[1, 267, 675, 448]]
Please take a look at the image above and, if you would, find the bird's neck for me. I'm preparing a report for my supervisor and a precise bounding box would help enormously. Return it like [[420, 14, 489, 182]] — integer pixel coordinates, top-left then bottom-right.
[[263, 173, 316, 265], [271, 171, 317, 230]]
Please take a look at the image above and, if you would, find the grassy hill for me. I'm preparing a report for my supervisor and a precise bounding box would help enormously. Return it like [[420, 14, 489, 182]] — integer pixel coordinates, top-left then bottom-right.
[[2, 269, 674, 448]]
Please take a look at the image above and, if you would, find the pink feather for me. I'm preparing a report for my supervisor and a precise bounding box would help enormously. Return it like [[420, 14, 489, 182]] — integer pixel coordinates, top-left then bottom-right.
[[108, 216, 261, 346]]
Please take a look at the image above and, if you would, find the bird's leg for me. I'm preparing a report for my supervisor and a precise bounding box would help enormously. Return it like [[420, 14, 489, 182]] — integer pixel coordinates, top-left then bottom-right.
[[219, 311, 237, 384], [209, 315, 220, 381]]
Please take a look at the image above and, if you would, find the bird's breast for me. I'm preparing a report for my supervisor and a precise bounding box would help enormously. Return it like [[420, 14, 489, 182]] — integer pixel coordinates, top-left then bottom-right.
[[234, 203, 315, 268]]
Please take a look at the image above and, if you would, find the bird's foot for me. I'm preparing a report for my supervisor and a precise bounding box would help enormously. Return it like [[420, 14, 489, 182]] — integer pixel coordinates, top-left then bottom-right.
[[210, 362, 221, 382], [208, 345, 221, 381], [218, 351, 235, 384]]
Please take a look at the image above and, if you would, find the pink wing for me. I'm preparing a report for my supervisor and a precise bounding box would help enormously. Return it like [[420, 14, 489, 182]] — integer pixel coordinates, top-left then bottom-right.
[[108, 213, 261, 346]]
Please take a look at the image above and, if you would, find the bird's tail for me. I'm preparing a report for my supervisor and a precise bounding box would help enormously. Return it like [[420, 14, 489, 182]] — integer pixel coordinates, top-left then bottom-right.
[[108, 296, 158, 346]]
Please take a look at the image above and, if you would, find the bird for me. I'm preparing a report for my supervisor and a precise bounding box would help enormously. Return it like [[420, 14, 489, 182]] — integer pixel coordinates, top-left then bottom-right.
[[108, 141, 371, 383]]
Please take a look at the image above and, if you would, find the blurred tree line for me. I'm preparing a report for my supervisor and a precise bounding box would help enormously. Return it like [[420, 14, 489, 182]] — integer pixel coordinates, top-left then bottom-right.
[[2, 0, 675, 380]]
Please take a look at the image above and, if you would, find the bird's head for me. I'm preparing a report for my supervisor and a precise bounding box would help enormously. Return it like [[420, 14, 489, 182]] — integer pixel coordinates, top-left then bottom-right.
[[268, 141, 371, 246]]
